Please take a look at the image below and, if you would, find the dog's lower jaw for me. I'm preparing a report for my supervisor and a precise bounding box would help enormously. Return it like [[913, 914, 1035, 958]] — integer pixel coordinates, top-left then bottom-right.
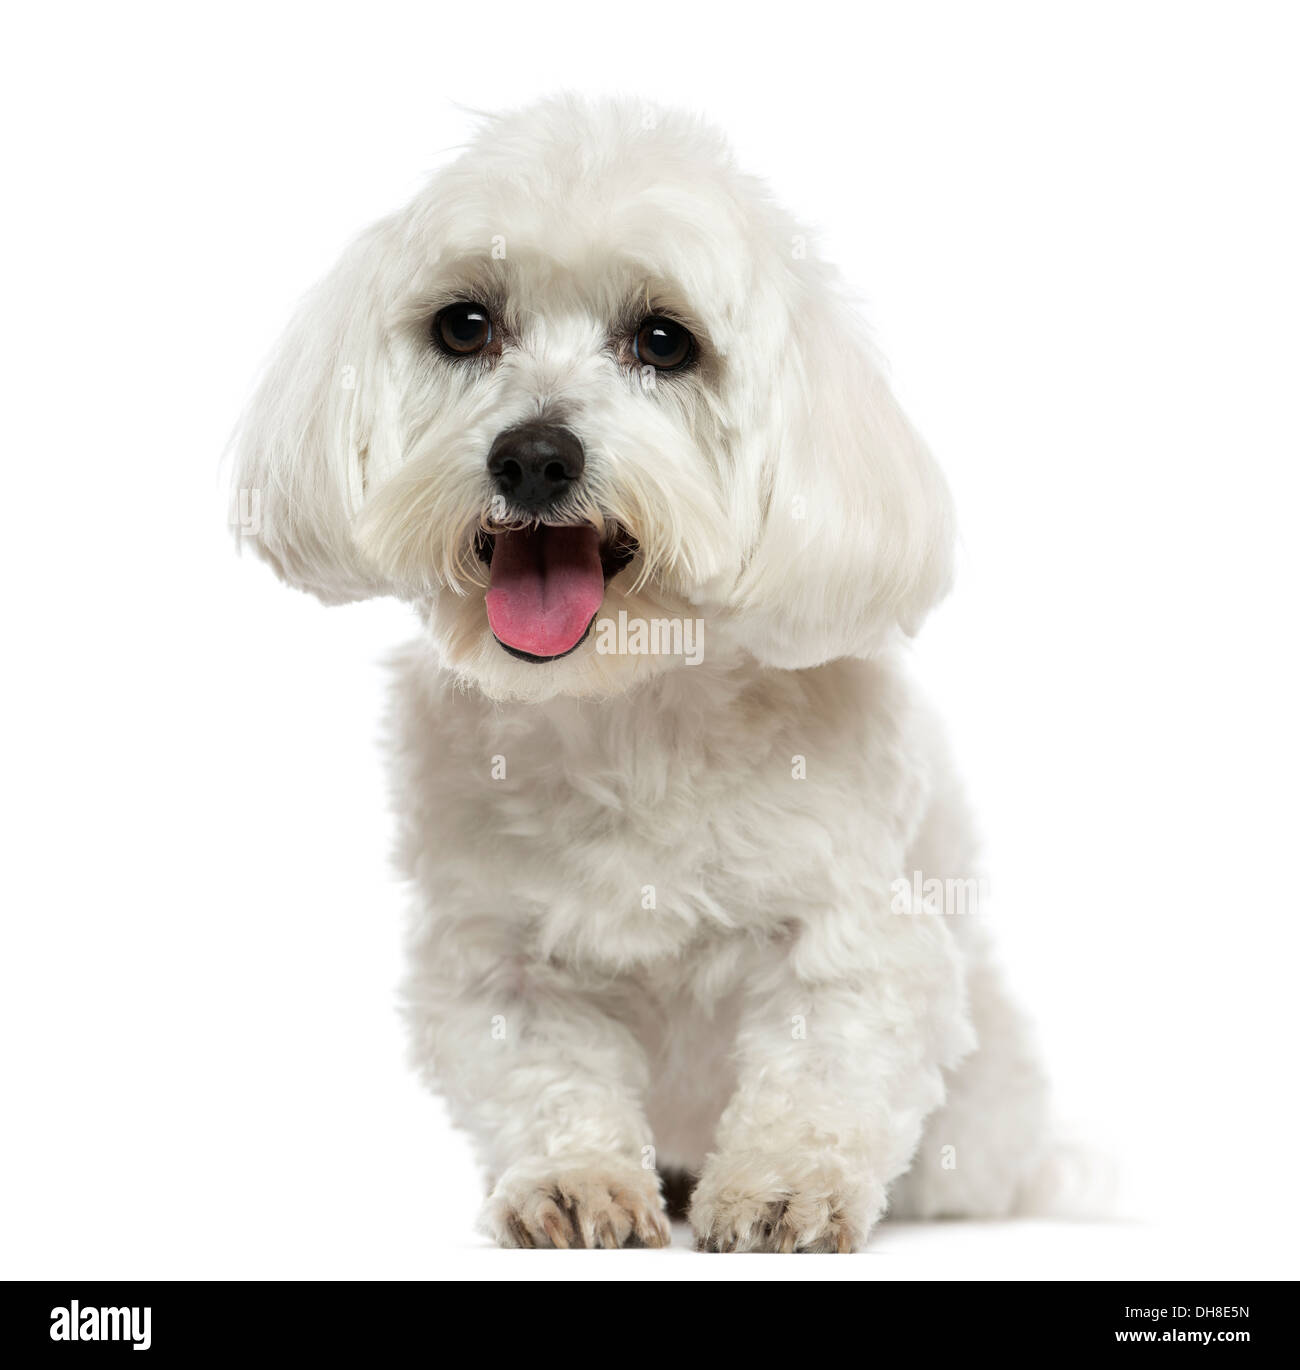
[[492, 611, 598, 663]]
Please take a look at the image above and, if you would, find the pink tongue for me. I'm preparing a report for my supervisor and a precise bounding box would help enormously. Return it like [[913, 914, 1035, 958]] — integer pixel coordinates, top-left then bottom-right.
[[486, 525, 605, 658]]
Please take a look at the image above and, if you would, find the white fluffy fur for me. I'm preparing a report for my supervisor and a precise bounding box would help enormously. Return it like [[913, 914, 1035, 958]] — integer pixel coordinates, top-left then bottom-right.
[[232, 96, 1049, 1250]]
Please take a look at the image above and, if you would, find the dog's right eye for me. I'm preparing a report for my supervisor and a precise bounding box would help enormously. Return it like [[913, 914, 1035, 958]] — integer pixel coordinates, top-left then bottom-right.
[[433, 302, 493, 357]]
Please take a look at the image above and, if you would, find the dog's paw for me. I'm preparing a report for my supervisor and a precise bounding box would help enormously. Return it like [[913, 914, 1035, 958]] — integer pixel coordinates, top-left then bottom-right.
[[482, 1160, 671, 1249], [689, 1151, 870, 1252]]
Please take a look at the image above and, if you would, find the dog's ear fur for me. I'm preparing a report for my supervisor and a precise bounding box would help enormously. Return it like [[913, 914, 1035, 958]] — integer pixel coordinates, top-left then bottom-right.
[[726, 283, 954, 668], [229, 222, 399, 603]]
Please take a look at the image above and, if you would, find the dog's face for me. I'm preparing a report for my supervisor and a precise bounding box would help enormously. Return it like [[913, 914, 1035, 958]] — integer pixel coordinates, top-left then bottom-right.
[[233, 98, 953, 700]]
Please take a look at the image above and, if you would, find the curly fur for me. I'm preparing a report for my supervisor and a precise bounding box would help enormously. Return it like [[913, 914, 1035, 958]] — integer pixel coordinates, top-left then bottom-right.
[[231, 95, 1050, 1251]]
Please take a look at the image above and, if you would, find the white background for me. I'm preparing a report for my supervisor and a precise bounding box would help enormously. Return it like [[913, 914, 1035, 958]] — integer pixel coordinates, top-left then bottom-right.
[[2, 1, 1297, 1280]]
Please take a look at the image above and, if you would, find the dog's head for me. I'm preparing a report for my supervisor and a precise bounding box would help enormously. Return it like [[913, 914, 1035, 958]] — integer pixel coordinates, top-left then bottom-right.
[[231, 97, 953, 699]]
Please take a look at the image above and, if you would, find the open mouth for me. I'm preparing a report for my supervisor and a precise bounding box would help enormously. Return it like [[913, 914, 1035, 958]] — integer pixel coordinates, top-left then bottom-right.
[[475, 524, 637, 662]]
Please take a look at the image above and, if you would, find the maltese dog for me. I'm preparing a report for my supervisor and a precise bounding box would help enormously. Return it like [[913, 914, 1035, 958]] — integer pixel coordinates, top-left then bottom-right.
[[232, 96, 1049, 1251]]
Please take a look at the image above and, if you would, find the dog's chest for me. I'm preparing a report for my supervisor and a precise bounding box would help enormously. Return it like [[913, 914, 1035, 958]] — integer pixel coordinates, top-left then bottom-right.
[[400, 655, 900, 965], [469, 718, 829, 957]]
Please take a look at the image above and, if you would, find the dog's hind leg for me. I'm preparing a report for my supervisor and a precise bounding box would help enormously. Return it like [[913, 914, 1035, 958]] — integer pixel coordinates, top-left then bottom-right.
[[887, 947, 1050, 1219]]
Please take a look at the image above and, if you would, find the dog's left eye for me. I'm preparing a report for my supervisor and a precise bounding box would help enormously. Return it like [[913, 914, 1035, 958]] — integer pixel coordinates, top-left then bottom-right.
[[633, 316, 694, 371], [433, 302, 493, 357]]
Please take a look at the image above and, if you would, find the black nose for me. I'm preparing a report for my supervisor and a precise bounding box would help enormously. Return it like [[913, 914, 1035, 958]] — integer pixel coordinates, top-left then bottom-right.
[[487, 423, 585, 511]]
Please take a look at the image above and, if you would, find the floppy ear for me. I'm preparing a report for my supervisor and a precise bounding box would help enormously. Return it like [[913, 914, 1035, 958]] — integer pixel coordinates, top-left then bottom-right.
[[228, 222, 401, 603], [727, 288, 954, 668]]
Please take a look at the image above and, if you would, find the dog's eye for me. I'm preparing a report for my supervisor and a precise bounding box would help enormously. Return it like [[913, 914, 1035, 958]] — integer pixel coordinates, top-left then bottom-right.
[[633, 316, 694, 371], [434, 302, 493, 357]]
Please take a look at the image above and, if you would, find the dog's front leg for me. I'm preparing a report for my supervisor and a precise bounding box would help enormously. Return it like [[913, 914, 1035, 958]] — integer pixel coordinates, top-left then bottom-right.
[[406, 936, 669, 1249], [689, 908, 974, 1252]]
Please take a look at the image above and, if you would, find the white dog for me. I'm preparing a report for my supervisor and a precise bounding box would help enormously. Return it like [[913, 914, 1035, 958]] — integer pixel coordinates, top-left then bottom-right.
[[232, 96, 1049, 1251]]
